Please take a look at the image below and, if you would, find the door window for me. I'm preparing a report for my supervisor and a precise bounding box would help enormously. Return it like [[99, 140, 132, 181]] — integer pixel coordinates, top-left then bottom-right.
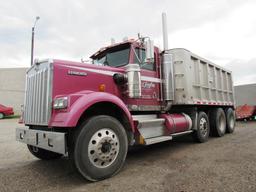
[[134, 48, 155, 71]]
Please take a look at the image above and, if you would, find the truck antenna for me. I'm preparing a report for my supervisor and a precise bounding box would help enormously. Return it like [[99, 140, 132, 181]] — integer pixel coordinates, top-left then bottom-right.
[[111, 38, 115, 45]]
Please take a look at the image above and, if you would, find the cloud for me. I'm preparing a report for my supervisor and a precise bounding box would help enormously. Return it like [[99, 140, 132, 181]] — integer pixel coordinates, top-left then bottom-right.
[[225, 58, 256, 85], [0, 0, 255, 85]]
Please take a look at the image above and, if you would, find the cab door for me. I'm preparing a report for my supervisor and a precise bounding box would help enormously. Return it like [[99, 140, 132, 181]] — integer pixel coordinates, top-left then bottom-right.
[[129, 46, 162, 111]]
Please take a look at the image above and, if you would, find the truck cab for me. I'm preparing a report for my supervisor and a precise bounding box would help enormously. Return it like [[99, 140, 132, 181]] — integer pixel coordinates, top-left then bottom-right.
[[91, 40, 163, 111]]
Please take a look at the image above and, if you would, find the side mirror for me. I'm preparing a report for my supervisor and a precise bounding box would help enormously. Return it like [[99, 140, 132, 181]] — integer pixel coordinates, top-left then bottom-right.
[[144, 39, 154, 63]]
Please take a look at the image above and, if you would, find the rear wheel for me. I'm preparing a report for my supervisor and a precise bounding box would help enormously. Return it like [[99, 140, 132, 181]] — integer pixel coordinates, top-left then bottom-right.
[[193, 111, 210, 143], [27, 145, 63, 160], [71, 115, 128, 181], [0, 113, 4, 119], [225, 108, 235, 133], [210, 108, 226, 137]]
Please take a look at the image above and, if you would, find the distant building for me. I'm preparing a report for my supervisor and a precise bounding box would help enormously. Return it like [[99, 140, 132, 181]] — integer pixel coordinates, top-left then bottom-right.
[[0, 68, 28, 115], [234, 83, 256, 106], [2, 69, 254, 114]]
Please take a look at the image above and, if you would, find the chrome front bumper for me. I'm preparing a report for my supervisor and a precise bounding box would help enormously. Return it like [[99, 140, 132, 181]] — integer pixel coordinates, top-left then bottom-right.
[[16, 127, 67, 155]]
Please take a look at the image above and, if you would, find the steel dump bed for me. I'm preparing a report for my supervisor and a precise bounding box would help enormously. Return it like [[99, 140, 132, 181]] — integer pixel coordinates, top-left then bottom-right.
[[168, 48, 234, 106]]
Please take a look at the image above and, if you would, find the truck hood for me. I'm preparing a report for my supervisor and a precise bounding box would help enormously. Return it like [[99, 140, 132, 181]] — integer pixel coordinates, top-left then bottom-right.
[[52, 59, 125, 99]]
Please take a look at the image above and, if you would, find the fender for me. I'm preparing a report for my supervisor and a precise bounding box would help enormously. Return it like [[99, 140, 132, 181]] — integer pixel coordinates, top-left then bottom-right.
[[49, 92, 135, 132]]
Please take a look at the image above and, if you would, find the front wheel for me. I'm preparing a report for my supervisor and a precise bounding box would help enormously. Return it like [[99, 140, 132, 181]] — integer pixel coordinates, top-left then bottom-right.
[[27, 145, 63, 160], [193, 111, 210, 143], [71, 115, 128, 181]]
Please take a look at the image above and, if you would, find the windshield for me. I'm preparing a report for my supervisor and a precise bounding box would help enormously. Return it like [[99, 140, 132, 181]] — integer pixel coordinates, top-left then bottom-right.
[[93, 46, 130, 67]]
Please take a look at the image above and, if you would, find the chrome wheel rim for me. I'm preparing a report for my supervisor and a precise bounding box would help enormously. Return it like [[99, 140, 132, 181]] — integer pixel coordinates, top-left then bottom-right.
[[199, 117, 208, 136], [88, 128, 119, 168], [0, 113, 4, 119]]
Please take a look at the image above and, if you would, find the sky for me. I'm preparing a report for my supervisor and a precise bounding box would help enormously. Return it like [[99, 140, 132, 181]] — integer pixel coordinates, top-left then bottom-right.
[[0, 0, 256, 85]]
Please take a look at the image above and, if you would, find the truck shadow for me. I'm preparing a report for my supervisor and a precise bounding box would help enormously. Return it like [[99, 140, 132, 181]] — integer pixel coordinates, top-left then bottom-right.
[[1, 134, 198, 191], [127, 134, 195, 162]]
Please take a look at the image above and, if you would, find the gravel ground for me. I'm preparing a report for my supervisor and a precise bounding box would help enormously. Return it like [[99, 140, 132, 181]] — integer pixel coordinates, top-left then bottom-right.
[[0, 118, 255, 192]]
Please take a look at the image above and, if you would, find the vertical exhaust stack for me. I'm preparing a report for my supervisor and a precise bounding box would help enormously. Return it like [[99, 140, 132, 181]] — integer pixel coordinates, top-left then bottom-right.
[[162, 12, 169, 51], [161, 12, 174, 107]]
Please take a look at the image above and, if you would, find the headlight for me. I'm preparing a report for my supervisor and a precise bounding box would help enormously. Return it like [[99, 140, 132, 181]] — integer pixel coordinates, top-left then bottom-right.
[[53, 97, 68, 109]]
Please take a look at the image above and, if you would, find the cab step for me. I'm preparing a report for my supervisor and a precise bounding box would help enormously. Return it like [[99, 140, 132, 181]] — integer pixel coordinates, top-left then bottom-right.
[[144, 136, 172, 145], [132, 115, 166, 139], [132, 114, 158, 121]]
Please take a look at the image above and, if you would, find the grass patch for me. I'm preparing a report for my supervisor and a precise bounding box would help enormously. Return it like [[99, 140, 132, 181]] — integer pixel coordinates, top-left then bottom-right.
[[4, 115, 20, 119]]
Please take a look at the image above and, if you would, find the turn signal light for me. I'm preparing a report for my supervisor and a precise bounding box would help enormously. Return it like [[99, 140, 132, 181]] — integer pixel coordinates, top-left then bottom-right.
[[99, 84, 106, 92]]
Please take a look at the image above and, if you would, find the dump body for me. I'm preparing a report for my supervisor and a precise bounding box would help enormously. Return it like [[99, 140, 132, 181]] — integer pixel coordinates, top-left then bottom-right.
[[168, 48, 234, 106]]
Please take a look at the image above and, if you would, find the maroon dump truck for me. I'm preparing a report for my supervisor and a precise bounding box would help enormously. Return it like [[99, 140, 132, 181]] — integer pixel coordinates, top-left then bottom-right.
[[16, 13, 235, 181]]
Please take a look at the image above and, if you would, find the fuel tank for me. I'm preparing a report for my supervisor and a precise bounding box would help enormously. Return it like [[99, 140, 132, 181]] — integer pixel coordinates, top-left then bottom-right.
[[160, 113, 192, 134]]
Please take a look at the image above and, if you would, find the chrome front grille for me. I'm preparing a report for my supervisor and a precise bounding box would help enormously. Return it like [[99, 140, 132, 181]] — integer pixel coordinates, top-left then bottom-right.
[[24, 60, 53, 125]]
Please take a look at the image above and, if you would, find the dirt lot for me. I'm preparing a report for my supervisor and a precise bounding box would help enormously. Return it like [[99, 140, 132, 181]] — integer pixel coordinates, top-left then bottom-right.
[[0, 119, 255, 192]]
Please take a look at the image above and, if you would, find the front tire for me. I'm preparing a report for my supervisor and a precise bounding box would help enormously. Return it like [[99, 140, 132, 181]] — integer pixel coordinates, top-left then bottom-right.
[[72, 115, 128, 181], [27, 145, 63, 160], [193, 111, 210, 143]]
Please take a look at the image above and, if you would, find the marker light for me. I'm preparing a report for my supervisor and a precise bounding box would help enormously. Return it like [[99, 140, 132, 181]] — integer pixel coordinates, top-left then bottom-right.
[[99, 84, 106, 92]]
